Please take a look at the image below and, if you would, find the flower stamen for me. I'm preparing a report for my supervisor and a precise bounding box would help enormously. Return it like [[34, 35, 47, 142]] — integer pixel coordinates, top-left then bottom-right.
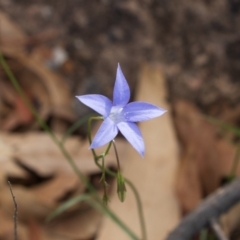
[[109, 106, 124, 123]]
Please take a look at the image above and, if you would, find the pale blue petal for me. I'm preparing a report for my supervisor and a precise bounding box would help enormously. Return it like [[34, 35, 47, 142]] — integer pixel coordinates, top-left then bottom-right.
[[90, 118, 118, 149], [113, 64, 130, 107], [76, 94, 112, 117], [117, 122, 145, 157], [122, 101, 167, 122]]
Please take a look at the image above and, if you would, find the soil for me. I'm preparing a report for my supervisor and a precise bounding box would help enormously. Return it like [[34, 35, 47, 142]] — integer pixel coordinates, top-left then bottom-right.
[[0, 0, 240, 122]]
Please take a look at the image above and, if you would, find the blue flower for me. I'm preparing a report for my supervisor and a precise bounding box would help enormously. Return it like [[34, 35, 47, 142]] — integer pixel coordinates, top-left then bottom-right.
[[76, 64, 166, 157]]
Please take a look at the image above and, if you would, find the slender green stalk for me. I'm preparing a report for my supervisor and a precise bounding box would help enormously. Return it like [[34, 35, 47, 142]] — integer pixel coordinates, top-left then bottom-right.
[[112, 140, 121, 170], [88, 118, 147, 240], [0, 51, 140, 240], [125, 178, 147, 240], [102, 141, 113, 157], [100, 155, 109, 205]]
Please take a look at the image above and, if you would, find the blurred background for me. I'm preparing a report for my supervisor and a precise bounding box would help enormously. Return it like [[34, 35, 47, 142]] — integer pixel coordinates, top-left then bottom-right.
[[0, 0, 240, 240]]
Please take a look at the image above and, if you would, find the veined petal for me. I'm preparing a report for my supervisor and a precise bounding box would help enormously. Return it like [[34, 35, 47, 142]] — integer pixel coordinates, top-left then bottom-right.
[[76, 94, 112, 117], [117, 122, 144, 157], [90, 118, 118, 149], [113, 63, 130, 107], [122, 101, 166, 122]]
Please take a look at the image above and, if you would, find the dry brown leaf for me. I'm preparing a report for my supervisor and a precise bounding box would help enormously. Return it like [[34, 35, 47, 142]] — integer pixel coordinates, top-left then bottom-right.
[[0, 208, 28, 240], [30, 173, 81, 208], [0, 184, 52, 222], [45, 209, 102, 239], [27, 220, 43, 240], [0, 138, 28, 179], [175, 144, 203, 214], [0, 10, 26, 49], [0, 132, 127, 209], [174, 100, 236, 214], [0, 132, 128, 239], [0, 11, 74, 133], [0, 79, 35, 130], [0, 48, 74, 130], [0, 209, 17, 239], [3, 95, 34, 131], [0, 132, 124, 176]]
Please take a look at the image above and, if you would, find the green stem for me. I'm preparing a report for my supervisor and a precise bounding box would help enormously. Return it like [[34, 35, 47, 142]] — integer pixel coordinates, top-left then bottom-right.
[[0, 51, 139, 240], [112, 140, 121, 170], [88, 119, 147, 240], [103, 141, 113, 157], [101, 156, 108, 193], [125, 178, 147, 240]]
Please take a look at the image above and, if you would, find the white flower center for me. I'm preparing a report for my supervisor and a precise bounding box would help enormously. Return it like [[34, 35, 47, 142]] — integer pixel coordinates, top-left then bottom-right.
[[109, 106, 124, 123]]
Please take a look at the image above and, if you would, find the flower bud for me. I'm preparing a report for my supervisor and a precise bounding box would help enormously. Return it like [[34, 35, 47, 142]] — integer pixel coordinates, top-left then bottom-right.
[[117, 172, 127, 202]]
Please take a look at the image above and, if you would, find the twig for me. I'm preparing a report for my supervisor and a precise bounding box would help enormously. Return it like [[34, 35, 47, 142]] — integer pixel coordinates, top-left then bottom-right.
[[8, 181, 18, 240], [210, 218, 229, 240], [166, 178, 240, 240]]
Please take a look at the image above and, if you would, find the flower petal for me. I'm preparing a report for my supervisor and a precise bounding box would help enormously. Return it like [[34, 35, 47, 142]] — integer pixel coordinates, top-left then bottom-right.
[[76, 94, 112, 117], [117, 122, 145, 157], [122, 101, 167, 122], [113, 63, 130, 107], [90, 118, 118, 149]]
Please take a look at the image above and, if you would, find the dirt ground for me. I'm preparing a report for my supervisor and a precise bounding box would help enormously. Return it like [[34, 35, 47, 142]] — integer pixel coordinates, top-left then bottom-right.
[[1, 0, 240, 121]]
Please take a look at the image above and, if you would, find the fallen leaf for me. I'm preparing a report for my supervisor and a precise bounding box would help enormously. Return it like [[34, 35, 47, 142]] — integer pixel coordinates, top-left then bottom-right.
[[45, 208, 102, 239], [0, 10, 26, 50], [0, 132, 128, 239], [174, 100, 236, 213], [0, 48, 74, 129], [30, 173, 81, 208], [0, 132, 124, 176]]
